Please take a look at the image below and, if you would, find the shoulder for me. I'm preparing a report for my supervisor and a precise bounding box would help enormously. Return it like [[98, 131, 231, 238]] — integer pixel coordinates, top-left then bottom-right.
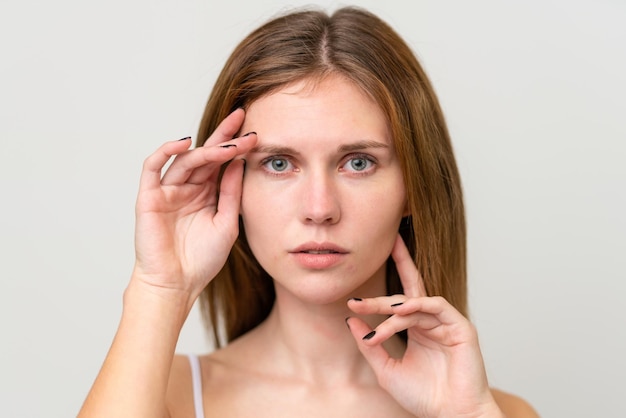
[[491, 388, 540, 418], [165, 354, 196, 418]]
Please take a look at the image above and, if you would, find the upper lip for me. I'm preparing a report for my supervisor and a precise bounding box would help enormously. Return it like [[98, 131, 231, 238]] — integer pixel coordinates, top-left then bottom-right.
[[289, 242, 349, 254]]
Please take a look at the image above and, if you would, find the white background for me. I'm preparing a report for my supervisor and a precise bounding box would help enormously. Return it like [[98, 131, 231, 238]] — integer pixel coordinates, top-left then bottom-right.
[[1, 0, 624, 417]]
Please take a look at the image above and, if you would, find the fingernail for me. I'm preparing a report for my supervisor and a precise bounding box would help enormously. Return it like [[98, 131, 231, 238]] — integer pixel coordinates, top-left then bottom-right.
[[178, 136, 191, 141], [362, 331, 376, 340], [348, 297, 362, 302], [242, 131, 256, 137], [220, 144, 237, 148], [344, 317, 351, 329], [390, 302, 403, 307]]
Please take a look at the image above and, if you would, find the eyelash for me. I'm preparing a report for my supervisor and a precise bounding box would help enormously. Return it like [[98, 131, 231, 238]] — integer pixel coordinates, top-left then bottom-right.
[[340, 153, 377, 175], [259, 155, 295, 176], [260, 153, 377, 176]]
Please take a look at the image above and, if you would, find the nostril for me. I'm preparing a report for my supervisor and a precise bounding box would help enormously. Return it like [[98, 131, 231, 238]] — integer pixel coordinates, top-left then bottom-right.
[[300, 177, 341, 224]]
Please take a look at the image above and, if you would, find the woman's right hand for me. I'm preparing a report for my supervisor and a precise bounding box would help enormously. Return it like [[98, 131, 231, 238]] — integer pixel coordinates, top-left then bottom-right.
[[78, 112, 255, 418], [130, 109, 256, 304]]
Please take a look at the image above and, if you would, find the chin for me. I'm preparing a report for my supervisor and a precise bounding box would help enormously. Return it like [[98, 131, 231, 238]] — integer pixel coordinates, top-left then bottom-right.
[[273, 270, 384, 306]]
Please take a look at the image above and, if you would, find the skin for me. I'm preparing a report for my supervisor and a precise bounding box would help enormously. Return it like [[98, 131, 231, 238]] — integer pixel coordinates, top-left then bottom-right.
[[79, 76, 540, 417], [240, 76, 408, 307]]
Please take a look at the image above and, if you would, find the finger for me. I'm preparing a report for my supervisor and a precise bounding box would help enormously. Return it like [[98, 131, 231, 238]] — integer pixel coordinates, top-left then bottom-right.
[[392, 296, 467, 327], [139, 138, 192, 191], [347, 295, 407, 316], [160, 109, 248, 185], [345, 317, 395, 375], [212, 159, 245, 234], [359, 311, 442, 346], [186, 132, 257, 185], [361, 297, 472, 347], [202, 108, 246, 147], [160, 142, 242, 186], [391, 234, 427, 298]]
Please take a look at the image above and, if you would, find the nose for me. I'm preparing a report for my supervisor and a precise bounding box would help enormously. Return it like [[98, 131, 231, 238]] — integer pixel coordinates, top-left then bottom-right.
[[299, 170, 341, 225]]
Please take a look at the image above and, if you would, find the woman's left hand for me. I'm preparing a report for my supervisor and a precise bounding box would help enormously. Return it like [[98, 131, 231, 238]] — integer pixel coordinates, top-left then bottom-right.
[[346, 235, 504, 418]]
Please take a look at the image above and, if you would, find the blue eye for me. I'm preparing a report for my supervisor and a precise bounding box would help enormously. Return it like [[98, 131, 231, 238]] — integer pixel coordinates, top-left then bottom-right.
[[343, 155, 374, 172], [349, 157, 369, 171], [263, 157, 292, 172]]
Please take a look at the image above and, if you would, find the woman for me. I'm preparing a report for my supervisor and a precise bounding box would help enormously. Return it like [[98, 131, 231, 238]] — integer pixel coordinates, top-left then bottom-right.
[[80, 6, 539, 417]]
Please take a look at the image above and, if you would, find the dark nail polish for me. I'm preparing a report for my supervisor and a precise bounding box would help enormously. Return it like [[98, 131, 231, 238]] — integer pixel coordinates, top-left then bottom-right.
[[390, 302, 403, 307], [220, 144, 237, 148], [362, 331, 376, 340], [242, 131, 257, 137], [349, 297, 362, 302], [178, 136, 191, 141]]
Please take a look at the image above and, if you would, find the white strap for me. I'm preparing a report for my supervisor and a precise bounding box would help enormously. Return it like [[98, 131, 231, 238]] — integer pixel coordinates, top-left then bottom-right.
[[187, 354, 205, 418]]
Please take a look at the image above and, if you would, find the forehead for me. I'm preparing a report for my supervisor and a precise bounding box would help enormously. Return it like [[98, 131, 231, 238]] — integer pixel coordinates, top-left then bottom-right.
[[241, 75, 391, 145]]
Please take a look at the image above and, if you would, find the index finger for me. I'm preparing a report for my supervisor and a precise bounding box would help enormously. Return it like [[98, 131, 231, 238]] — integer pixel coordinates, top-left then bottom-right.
[[391, 234, 427, 298], [139, 138, 192, 191], [202, 108, 246, 147]]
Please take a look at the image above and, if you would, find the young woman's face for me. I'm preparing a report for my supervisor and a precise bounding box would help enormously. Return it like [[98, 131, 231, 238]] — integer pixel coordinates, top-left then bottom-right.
[[239, 76, 407, 304]]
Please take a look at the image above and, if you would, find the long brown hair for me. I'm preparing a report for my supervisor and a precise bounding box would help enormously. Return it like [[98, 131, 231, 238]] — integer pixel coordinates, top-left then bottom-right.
[[195, 6, 466, 347]]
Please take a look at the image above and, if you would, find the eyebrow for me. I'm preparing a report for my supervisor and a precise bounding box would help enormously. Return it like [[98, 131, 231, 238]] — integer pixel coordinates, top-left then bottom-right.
[[338, 140, 389, 152], [249, 139, 389, 155]]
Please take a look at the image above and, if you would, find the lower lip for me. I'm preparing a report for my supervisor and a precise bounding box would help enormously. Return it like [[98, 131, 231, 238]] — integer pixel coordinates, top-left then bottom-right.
[[290, 252, 346, 269]]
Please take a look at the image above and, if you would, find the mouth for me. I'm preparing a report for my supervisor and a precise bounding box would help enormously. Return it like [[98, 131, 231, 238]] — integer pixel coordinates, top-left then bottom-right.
[[289, 243, 348, 269], [290, 243, 348, 254]]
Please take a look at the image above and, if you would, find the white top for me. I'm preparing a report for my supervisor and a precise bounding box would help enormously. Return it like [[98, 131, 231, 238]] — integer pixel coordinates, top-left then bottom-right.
[[187, 354, 205, 418]]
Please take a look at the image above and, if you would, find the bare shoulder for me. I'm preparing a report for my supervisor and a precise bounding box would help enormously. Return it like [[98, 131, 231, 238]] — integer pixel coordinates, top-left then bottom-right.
[[491, 388, 540, 418], [165, 354, 195, 418]]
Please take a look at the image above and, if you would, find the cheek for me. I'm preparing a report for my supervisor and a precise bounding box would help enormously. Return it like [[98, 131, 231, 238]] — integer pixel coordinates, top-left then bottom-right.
[[239, 180, 289, 274], [240, 180, 253, 217], [240, 185, 266, 259], [240, 179, 286, 241], [240, 182, 264, 230], [362, 183, 406, 239], [365, 202, 404, 245], [353, 178, 406, 221], [241, 177, 275, 210]]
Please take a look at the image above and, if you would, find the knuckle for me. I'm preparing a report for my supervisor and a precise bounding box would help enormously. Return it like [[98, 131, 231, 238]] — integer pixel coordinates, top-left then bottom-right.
[[431, 295, 447, 305], [143, 155, 154, 168]]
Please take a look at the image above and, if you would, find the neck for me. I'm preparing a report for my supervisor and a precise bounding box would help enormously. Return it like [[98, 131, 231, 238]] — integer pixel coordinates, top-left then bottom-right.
[[252, 270, 404, 386]]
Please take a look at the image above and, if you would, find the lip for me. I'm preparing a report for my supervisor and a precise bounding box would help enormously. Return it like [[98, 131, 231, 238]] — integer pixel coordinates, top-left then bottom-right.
[[289, 242, 349, 269], [290, 242, 349, 254]]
